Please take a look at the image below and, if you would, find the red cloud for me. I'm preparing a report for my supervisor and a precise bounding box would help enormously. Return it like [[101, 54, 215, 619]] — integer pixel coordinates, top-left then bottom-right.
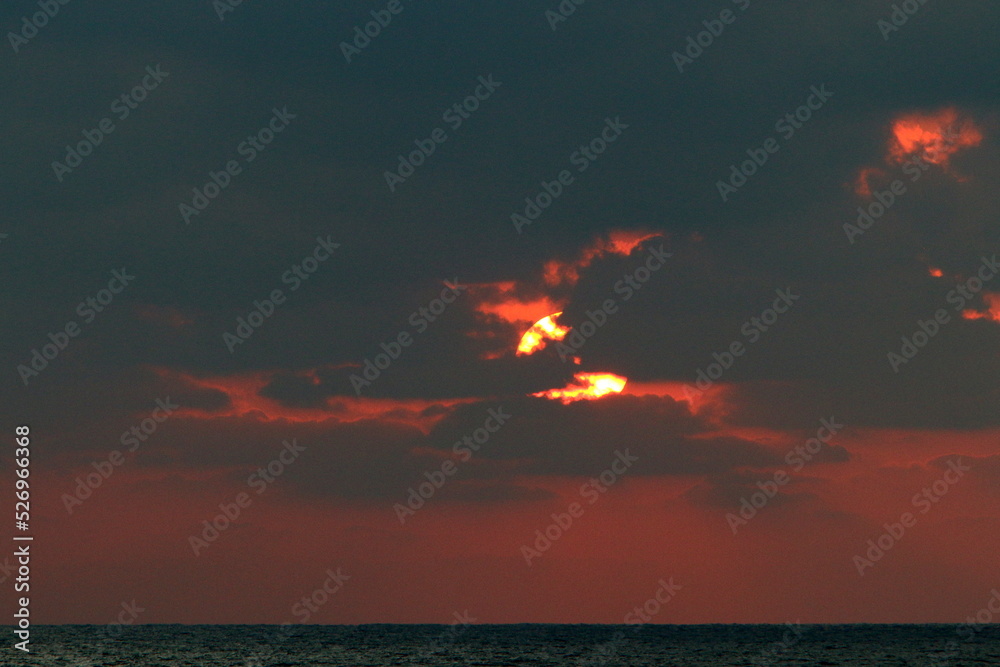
[[962, 292, 1000, 323], [543, 229, 663, 287], [533, 372, 627, 403], [888, 107, 983, 168], [853, 107, 984, 197]]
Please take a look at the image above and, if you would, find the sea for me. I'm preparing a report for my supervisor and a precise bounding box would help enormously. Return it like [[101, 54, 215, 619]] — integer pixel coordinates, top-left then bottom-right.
[[17, 624, 1000, 666]]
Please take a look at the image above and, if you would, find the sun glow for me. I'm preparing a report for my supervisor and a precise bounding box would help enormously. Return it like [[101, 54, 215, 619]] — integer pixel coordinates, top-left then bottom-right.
[[517, 313, 570, 355], [533, 372, 627, 403]]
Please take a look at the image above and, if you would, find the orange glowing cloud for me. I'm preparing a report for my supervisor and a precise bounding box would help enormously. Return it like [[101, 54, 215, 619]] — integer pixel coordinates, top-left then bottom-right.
[[543, 230, 663, 287], [472, 282, 565, 327], [517, 312, 570, 355], [469, 231, 664, 358], [888, 107, 983, 168], [928, 267, 944, 278], [962, 293, 1000, 323], [533, 372, 627, 403], [468, 282, 569, 359], [149, 367, 470, 432]]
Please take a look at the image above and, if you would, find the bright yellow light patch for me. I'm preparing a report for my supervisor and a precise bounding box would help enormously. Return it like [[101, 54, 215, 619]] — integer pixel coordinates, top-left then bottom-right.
[[517, 313, 570, 355], [533, 372, 627, 403]]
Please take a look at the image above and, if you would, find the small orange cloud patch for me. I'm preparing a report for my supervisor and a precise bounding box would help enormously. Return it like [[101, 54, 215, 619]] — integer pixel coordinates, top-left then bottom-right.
[[854, 108, 983, 197], [962, 293, 1000, 323], [471, 281, 564, 327], [533, 372, 627, 403], [543, 230, 662, 287], [517, 313, 570, 355], [604, 229, 662, 256], [888, 107, 983, 168], [928, 267, 944, 278], [853, 167, 885, 197]]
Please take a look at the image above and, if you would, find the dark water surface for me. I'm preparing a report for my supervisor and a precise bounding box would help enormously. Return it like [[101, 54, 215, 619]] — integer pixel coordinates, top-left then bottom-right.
[[18, 624, 1000, 666]]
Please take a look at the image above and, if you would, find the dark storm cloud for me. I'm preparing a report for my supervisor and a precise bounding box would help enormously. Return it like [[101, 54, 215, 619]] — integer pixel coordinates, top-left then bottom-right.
[[3, 0, 999, 445], [30, 390, 810, 504], [417, 394, 791, 477], [4, 362, 229, 466], [6, 1, 1000, 626]]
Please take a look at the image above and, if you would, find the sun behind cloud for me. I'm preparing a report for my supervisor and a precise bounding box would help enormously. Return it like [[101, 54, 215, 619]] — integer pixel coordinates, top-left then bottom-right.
[[533, 372, 628, 403], [516, 312, 571, 355]]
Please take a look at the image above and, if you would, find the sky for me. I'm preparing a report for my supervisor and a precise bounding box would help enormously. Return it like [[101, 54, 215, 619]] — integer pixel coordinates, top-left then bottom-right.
[[2, 0, 999, 625]]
